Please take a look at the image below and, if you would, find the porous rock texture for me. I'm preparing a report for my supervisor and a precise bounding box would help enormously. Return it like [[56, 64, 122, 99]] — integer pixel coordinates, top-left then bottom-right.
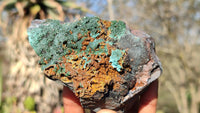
[[28, 17, 162, 112]]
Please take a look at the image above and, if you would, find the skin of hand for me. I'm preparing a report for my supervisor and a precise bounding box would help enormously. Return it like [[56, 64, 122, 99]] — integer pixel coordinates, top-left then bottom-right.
[[62, 79, 158, 113]]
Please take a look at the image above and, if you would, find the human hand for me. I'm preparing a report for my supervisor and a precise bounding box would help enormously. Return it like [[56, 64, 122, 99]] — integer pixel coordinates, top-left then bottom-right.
[[62, 79, 158, 113]]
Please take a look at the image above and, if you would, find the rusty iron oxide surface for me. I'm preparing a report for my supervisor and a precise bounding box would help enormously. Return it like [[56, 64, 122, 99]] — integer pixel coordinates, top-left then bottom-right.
[[28, 17, 162, 112]]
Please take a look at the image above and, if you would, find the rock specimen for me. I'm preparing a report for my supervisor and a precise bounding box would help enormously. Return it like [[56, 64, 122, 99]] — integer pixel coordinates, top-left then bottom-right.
[[28, 17, 162, 112]]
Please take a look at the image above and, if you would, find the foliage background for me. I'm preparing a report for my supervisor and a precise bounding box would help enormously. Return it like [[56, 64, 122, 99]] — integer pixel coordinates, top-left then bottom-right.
[[0, 0, 200, 113]]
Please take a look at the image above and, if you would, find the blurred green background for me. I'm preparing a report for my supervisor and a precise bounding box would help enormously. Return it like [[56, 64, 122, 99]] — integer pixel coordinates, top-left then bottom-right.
[[0, 0, 200, 113]]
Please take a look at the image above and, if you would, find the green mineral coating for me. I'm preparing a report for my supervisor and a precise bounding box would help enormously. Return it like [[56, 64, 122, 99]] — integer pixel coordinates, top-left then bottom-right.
[[103, 45, 109, 55], [106, 41, 114, 45], [86, 39, 109, 56], [88, 39, 103, 50], [83, 57, 91, 68], [91, 33, 100, 38], [53, 65, 58, 71], [28, 17, 101, 70], [109, 20, 126, 39], [28, 17, 128, 72], [65, 72, 70, 76], [57, 64, 66, 74], [94, 44, 108, 55], [109, 49, 125, 72], [79, 83, 84, 88]]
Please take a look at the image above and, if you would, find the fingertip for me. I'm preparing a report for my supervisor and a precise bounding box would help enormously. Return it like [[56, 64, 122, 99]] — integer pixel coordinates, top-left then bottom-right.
[[62, 86, 84, 113], [97, 109, 117, 113], [138, 80, 159, 113]]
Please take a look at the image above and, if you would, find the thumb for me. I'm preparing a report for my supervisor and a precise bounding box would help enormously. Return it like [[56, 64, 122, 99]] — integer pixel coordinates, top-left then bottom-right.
[[97, 109, 117, 113]]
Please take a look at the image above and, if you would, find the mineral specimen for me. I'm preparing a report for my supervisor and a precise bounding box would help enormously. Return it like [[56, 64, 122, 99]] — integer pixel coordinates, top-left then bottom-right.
[[28, 17, 162, 112]]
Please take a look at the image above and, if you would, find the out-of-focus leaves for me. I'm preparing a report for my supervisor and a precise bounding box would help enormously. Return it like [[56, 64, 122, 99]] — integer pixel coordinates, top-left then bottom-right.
[[15, 2, 25, 16], [0, 60, 2, 106], [43, 0, 62, 9], [23, 96, 35, 111], [62, 2, 88, 12], [42, 0, 64, 20], [186, 90, 192, 108], [62, 2, 95, 15], [47, 9, 60, 20], [30, 4, 41, 16], [156, 110, 165, 113], [0, 97, 18, 113], [5, 97, 16, 105], [0, 0, 17, 10]]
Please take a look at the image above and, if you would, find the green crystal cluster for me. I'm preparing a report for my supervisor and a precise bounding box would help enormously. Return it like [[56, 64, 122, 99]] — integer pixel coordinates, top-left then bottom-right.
[[109, 20, 126, 39], [109, 49, 125, 72]]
